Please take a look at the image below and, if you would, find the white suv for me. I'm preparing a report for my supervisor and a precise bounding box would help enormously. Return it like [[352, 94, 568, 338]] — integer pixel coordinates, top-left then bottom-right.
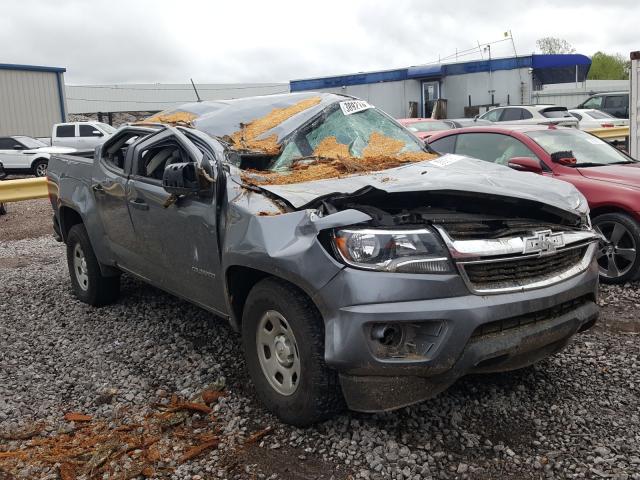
[[479, 105, 578, 127], [0, 136, 74, 177]]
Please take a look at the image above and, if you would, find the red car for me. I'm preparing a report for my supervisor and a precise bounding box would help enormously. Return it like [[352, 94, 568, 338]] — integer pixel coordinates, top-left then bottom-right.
[[427, 125, 640, 283]]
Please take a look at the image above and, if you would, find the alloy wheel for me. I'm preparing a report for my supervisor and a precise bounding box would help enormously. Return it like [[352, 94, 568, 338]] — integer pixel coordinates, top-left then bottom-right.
[[595, 221, 637, 279]]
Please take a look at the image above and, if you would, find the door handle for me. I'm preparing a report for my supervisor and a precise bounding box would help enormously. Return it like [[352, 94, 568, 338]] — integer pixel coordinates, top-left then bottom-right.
[[129, 198, 149, 210]]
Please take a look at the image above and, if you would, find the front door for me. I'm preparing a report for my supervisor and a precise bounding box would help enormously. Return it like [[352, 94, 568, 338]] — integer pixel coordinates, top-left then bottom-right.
[[423, 81, 440, 117], [125, 128, 225, 314]]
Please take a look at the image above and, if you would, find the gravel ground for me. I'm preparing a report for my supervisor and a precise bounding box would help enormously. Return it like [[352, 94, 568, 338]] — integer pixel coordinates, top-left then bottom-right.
[[0, 200, 639, 480]]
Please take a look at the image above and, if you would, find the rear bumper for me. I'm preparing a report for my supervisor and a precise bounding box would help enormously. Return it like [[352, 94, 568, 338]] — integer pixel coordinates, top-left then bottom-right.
[[317, 255, 599, 412]]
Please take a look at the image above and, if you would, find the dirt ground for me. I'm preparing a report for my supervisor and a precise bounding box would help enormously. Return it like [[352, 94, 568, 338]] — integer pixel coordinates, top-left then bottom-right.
[[0, 199, 53, 242]]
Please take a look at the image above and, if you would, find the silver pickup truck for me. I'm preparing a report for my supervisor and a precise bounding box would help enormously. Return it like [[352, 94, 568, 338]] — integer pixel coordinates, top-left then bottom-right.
[[47, 93, 600, 426]]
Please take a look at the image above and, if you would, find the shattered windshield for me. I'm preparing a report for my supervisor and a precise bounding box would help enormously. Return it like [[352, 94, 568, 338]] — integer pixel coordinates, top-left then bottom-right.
[[270, 104, 428, 172]]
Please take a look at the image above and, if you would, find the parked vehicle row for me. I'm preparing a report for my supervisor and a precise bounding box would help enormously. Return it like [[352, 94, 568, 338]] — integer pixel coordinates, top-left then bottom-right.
[[478, 105, 579, 127], [48, 93, 599, 426]]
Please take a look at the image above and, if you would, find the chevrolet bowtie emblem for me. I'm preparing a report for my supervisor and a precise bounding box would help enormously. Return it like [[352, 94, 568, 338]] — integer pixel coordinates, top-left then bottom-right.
[[523, 230, 565, 255]]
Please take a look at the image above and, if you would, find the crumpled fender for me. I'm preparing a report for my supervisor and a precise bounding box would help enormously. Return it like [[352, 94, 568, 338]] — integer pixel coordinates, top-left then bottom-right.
[[222, 205, 371, 312]]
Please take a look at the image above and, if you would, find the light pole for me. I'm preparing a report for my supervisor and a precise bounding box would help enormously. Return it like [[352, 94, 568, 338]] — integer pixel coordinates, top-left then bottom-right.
[[485, 44, 495, 105]]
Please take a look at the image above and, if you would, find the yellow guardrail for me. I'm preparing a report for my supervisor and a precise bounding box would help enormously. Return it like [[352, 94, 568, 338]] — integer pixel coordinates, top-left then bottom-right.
[[586, 126, 630, 140], [0, 177, 49, 203]]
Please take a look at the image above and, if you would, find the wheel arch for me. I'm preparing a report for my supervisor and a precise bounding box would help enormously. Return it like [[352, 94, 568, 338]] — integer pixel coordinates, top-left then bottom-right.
[[590, 205, 640, 223], [58, 205, 84, 241], [30, 156, 49, 169], [225, 265, 322, 332]]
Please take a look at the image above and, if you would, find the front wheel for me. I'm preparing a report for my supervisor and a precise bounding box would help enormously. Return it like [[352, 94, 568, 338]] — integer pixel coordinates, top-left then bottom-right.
[[0, 203, 6, 215], [241, 278, 343, 426], [66, 224, 120, 306], [32, 159, 48, 177], [593, 212, 640, 284]]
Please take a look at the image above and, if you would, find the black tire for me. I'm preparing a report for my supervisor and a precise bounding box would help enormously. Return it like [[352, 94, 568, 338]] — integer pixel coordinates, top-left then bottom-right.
[[241, 278, 344, 426], [593, 212, 640, 284], [32, 158, 48, 177], [66, 224, 120, 306], [0, 202, 6, 215]]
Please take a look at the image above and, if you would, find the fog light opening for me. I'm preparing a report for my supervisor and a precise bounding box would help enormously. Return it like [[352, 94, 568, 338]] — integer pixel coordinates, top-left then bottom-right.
[[371, 324, 402, 347]]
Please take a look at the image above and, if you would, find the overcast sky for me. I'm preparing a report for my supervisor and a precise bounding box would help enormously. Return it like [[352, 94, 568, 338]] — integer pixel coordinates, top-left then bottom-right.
[[2, 0, 638, 85]]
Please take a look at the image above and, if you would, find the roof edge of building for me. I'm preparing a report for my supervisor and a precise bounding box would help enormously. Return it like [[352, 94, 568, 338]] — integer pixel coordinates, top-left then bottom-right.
[[0, 63, 66, 73]]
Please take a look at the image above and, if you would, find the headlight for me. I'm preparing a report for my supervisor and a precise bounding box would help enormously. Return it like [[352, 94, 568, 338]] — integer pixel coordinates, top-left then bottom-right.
[[333, 228, 453, 273]]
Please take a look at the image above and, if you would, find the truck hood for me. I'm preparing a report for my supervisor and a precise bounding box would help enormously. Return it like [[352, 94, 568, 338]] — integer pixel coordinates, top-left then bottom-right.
[[577, 163, 640, 188], [257, 155, 587, 218], [24, 146, 77, 154]]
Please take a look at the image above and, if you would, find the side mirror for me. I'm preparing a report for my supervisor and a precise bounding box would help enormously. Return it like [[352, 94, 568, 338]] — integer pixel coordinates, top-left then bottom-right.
[[507, 157, 543, 174], [473, 114, 479, 121], [92, 130, 103, 137], [162, 162, 201, 196]]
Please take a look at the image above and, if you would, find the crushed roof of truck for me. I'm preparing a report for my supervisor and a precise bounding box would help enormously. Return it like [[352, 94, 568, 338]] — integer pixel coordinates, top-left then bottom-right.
[[143, 92, 342, 145]]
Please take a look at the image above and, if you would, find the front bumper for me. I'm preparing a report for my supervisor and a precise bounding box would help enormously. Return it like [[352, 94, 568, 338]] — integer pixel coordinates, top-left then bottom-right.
[[315, 254, 599, 412]]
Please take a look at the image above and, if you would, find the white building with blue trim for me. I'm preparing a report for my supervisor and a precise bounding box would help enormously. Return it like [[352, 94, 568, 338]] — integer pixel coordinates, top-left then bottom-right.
[[290, 54, 592, 119], [0, 63, 67, 137]]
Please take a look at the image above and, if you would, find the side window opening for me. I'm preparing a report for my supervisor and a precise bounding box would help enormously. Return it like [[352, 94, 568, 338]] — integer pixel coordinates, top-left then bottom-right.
[[0, 138, 23, 149], [454, 133, 537, 166], [482, 109, 502, 122], [137, 141, 190, 181], [500, 108, 523, 121], [56, 125, 75, 138], [428, 135, 456, 154], [102, 131, 150, 172], [79, 124, 102, 137]]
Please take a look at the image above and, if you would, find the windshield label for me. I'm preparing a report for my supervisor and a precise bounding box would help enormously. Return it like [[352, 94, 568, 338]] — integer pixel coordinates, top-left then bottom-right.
[[339, 100, 373, 116]]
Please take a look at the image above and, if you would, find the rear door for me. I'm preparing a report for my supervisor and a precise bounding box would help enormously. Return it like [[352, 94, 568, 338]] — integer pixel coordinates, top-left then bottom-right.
[[54, 124, 78, 148], [91, 129, 144, 268], [125, 128, 225, 313], [78, 124, 105, 149]]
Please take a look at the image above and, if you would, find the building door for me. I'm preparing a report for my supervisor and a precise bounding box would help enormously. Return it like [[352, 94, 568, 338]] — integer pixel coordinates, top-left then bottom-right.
[[422, 81, 440, 117]]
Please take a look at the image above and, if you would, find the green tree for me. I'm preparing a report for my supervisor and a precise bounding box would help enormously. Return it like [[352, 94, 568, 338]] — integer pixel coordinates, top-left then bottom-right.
[[588, 52, 629, 80], [536, 37, 576, 54]]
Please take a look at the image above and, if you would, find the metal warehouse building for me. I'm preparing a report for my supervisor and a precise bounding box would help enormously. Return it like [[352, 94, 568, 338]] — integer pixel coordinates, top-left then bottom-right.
[[290, 54, 592, 119], [0, 63, 67, 137]]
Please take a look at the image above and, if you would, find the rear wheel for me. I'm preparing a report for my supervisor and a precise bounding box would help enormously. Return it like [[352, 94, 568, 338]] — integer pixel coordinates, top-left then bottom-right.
[[66, 224, 120, 306], [241, 278, 343, 426], [593, 212, 640, 284], [0, 203, 6, 215], [32, 158, 48, 177]]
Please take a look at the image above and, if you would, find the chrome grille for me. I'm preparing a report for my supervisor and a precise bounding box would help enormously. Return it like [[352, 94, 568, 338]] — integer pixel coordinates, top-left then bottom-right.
[[435, 226, 599, 295], [464, 247, 586, 288]]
